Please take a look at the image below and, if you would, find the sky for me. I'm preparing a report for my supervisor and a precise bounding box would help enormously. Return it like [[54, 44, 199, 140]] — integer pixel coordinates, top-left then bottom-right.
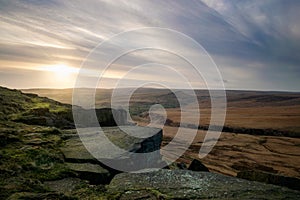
[[0, 0, 299, 91]]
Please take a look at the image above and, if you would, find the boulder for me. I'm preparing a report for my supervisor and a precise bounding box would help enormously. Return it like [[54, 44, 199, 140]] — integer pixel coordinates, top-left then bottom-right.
[[61, 126, 164, 172], [107, 170, 300, 199], [188, 159, 209, 172]]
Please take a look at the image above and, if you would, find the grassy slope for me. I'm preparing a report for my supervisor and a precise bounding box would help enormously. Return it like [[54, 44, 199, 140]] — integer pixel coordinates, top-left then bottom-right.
[[0, 87, 110, 199], [0, 86, 74, 129]]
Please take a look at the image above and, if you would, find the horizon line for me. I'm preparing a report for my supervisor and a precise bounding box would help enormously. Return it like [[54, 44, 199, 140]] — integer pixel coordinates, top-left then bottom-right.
[[11, 86, 300, 93]]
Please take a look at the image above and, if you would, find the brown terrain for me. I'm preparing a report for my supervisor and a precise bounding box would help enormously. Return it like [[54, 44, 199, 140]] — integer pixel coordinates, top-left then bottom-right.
[[23, 88, 300, 179]]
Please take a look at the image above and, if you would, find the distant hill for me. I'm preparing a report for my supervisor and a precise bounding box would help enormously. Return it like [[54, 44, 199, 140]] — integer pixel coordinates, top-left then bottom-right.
[[23, 88, 300, 133], [23, 88, 300, 108]]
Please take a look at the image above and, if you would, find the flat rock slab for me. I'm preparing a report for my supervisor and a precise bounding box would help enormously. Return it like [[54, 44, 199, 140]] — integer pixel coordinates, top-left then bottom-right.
[[61, 126, 162, 163], [66, 163, 111, 184], [108, 170, 300, 199], [61, 137, 96, 163]]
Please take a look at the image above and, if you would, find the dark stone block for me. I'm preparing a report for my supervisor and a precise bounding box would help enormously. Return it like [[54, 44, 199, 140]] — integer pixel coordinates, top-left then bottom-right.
[[188, 159, 209, 172]]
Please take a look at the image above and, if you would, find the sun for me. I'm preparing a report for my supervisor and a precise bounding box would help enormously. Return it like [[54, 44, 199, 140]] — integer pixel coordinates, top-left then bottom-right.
[[42, 64, 77, 75], [42, 64, 79, 86], [42, 64, 79, 79]]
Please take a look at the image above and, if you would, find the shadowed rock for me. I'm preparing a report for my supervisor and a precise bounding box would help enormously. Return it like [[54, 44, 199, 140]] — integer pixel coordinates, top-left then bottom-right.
[[66, 163, 111, 184], [188, 159, 209, 172], [237, 170, 300, 191], [61, 126, 162, 159], [73, 108, 129, 128]]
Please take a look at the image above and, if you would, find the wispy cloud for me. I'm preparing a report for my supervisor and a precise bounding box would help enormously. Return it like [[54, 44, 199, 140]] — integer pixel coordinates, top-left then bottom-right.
[[0, 0, 299, 90]]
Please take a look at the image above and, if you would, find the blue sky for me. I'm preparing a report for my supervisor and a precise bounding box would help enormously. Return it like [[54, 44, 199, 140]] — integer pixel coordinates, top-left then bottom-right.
[[0, 0, 299, 91]]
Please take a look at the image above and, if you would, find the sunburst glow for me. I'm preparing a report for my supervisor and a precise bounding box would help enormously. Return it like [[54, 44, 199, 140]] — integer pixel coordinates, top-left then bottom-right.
[[37, 64, 79, 88], [42, 64, 78, 75]]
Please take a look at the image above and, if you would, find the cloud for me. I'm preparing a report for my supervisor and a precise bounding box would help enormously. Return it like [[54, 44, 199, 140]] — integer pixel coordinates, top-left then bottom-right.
[[201, 0, 300, 64], [0, 0, 299, 90]]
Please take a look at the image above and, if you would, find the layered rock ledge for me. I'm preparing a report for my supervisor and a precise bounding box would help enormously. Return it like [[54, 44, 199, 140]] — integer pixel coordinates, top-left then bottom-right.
[[61, 126, 164, 183]]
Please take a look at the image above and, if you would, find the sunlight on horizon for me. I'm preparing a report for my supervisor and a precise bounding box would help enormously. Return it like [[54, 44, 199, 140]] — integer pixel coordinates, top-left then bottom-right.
[[40, 64, 79, 88]]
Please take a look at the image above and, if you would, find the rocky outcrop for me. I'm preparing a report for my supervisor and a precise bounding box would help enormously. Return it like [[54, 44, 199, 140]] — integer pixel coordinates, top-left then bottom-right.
[[13, 107, 75, 129], [107, 170, 300, 199], [61, 126, 163, 183], [0, 86, 131, 129], [13, 107, 130, 129], [96, 108, 128, 126], [73, 108, 130, 128], [2, 86, 299, 199], [237, 170, 300, 191]]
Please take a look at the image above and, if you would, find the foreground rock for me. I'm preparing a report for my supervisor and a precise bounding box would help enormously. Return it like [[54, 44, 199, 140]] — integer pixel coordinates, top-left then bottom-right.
[[107, 170, 300, 199], [60, 126, 164, 186], [61, 126, 162, 157], [237, 170, 300, 191]]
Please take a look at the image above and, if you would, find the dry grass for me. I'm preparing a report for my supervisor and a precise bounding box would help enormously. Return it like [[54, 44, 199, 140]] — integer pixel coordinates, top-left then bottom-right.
[[165, 105, 300, 132], [136, 123, 300, 178]]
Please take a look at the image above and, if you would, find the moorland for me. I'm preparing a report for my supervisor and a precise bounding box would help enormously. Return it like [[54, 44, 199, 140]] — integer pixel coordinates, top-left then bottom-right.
[[24, 88, 300, 178]]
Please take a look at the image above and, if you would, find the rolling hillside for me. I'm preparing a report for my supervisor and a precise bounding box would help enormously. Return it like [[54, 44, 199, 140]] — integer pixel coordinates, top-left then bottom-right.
[[23, 88, 300, 133]]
